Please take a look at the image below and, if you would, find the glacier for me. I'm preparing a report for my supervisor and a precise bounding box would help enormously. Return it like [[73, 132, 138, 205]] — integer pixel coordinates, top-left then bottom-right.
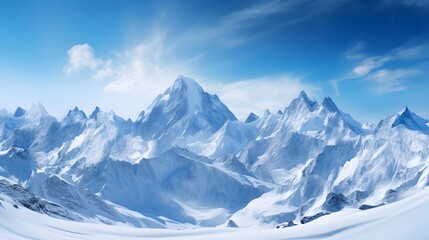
[[0, 75, 429, 239]]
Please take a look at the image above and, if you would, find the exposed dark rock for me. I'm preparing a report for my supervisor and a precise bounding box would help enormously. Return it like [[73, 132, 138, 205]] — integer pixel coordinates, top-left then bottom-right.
[[0, 179, 80, 221], [13, 107, 27, 118], [383, 189, 398, 203], [349, 190, 370, 204], [359, 203, 385, 210], [300, 212, 330, 224], [227, 219, 239, 228], [276, 221, 297, 228], [322, 192, 349, 212]]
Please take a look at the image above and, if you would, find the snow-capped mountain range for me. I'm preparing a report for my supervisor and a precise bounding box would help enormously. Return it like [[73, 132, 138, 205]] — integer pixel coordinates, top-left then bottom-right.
[[1, 75, 429, 229]]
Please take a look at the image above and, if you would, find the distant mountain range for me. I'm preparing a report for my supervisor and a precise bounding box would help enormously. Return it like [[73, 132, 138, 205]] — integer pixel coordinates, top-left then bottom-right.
[[1, 75, 429, 229]]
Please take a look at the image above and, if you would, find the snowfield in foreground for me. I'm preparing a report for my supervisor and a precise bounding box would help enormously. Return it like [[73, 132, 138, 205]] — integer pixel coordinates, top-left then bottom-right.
[[1, 186, 429, 240]]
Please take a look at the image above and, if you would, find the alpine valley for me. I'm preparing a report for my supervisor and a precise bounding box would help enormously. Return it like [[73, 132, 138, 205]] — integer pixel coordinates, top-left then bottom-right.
[[1, 76, 429, 239]]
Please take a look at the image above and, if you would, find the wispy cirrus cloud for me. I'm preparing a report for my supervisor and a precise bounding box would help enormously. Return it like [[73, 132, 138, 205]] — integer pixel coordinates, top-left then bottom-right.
[[221, 0, 290, 28], [344, 41, 367, 60], [332, 40, 429, 95], [189, 0, 350, 47], [187, 0, 295, 47], [367, 68, 420, 94], [352, 56, 392, 76], [381, 0, 429, 8], [402, 0, 429, 8], [352, 42, 429, 76]]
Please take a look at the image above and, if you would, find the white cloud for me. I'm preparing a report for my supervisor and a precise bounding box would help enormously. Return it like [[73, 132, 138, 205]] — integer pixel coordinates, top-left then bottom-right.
[[344, 42, 366, 60], [209, 0, 297, 47], [333, 41, 429, 95], [397, 0, 429, 8], [63, 31, 201, 115], [220, 0, 290, 31], [62, 33, 320, 121], [186, 0, 349, 48], [393, 43, 429, 60], [102, 37, 201, 98], [63, 43, 103, 74], [330, 79, 341, 96], [93, 60, 113, 80], [205, 75, 320, 120], [352, 56, 391, 76], [367, 68, 420, 94], [102, 39, 174, 93], [63, 40, 316, 121], [62, 4, 334, 120], [351, 42, 429, 78]]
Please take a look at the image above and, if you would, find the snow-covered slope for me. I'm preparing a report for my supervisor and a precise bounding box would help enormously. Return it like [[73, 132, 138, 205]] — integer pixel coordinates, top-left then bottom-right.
[[71, 147, 262, 226], [0, 75, 428, 238], [2, 177, 429, 239]]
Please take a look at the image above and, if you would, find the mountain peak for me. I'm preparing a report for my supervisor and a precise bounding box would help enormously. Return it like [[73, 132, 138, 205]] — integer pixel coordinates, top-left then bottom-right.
[[13, 107, 27, 118], [175, 75, 199, 86], [399, 106, 411, 116], [391, 106, 429, 133], [286, 90, 318, 113], [64, 107, 87, 123], [263, 109, 271, 116], [0, 108, 9, 117], [89, 106, 120, 123], [158, 75, 207, 114], [298, 91, 316, 106], [90, 106, 101, 119], [26, 103, 50, 119], [67, 106, 83, 114], [172, 75, 203, 93], [139, 76, 237, 142], [245, 112, 259, 123], [299, 90, 309, 98], [322, 97, 339, 112], [396, 106, 417, 120]]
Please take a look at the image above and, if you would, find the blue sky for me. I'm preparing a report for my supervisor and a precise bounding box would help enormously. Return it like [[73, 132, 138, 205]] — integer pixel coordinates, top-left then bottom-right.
[[0, 0, 428, 122]]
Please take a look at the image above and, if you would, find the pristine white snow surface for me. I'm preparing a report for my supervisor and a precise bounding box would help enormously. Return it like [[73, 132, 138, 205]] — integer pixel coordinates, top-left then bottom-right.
[[1, 76, 429, 239], [1, 185, 429, 239]]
